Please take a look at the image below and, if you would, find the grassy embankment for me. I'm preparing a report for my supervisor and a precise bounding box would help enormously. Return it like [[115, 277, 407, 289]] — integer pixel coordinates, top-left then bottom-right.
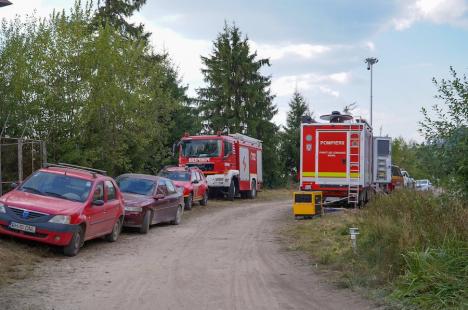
[[284, 190, 467, 309]]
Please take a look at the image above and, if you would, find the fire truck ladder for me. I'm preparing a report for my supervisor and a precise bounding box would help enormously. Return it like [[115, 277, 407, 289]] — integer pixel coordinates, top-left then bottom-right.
[[348, 132, 361, 208]]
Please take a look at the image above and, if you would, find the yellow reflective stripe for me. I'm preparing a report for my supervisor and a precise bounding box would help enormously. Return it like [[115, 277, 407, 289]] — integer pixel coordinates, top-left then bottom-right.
[[302, 172, 360, 178]]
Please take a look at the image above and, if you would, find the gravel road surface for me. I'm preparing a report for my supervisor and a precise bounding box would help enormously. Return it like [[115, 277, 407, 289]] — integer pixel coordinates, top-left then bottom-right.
[[0, 200, 375, 310]]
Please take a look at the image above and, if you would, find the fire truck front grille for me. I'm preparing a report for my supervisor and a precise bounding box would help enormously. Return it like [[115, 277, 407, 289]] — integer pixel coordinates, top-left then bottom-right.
[[186, 163, 214, 171]]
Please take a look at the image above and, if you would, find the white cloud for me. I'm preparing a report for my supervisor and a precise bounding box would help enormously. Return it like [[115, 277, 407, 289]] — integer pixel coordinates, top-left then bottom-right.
[[251, 41, 331, 60], [392, 0, 468, 30], [158, 14, 185, 24], [0, 0, 71, 20], [270, 72, 350, 97], [366, 41, 375, 51]]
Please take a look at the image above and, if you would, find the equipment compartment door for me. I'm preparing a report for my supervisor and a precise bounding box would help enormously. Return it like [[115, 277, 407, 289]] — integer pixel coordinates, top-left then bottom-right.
[[316, 131, 348, 179], [239, 146, 250, 181]]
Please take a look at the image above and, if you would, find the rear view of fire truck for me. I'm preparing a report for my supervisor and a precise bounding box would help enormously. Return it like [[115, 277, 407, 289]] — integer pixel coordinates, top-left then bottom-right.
[[300, 111, 374, 207]]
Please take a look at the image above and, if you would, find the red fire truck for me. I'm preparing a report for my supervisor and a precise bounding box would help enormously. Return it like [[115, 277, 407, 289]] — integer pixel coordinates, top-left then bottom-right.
[[300, 111, 391, 207], [178, 133, 262, 200]]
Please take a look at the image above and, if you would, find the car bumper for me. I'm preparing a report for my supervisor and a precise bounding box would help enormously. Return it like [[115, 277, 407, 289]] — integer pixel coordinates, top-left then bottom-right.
[[206, 174, 230, 187], [123, 212, 144, 227], [0, 213, 78, 246]]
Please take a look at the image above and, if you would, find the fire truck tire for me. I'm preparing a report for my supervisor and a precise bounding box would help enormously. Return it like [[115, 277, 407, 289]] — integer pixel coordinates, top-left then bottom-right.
[[248, 180, 257, 199], [227, 180, 236, 201]]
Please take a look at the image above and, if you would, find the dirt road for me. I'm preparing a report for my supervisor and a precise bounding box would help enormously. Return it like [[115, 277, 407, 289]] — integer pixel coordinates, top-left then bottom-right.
[[0, 200, 375, 310]]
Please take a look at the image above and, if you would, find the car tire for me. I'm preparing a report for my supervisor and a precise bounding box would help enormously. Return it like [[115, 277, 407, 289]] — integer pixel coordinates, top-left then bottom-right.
[[227, 180, 236, 201], [184, 193, 193, 210], [105, 218, 122, 242], [200, 191, 208, 206], [171, 205, 183, 225], [63, 226, 83, 257], [139, 210, 152, 234], [248, 180, 257, 199]]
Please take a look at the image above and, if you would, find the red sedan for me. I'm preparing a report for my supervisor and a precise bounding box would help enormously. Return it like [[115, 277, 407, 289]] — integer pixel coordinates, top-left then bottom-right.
[[0, 164, 124, 256], [159, 166, 208, 210], [116, 174, 184, 234]]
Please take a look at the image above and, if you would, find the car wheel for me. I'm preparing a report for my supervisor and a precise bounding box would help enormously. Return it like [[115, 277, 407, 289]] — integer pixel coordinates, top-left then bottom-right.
[[105, 218, 122, 242], [171, 205, 183, 225], [139, 210, 152, 234], [227, 180, 236, 201], [249, 180, 257, 199], [200, 191, 208, 206], [184, 193, 193, 210], [63, 226, 83, 257]]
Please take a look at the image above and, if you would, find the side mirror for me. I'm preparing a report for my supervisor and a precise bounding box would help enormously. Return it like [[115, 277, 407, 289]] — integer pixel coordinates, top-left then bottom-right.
[[153, 194, 165, 200], [10, 182, 18, 189], [93, 199, 105, 206]]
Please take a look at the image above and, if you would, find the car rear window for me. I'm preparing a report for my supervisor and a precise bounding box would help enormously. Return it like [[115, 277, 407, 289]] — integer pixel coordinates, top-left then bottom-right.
[[19, 171, 92, 202], [160, 171, 190, 182], [117, 177, 155, 196]]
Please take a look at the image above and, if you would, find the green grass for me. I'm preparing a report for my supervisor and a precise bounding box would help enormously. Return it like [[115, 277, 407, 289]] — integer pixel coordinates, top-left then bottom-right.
[[283, 190, 468, 309]]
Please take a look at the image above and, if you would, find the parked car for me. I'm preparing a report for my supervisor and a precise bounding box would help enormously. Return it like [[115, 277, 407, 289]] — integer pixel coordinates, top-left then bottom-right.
[[0, 163, 124, 256], [389, 165, 404, 191], [116, 174, 184, 234], [416, 179, 432, 191], [159, 166, 208, 210]]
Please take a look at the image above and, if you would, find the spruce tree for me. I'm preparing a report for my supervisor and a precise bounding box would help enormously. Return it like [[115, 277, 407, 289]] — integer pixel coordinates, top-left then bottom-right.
[[197, 22, 281, 186], [281, 91, 312, 180]]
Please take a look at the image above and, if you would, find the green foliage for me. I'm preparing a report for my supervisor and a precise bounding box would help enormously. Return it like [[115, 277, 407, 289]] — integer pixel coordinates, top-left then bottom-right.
[[419, 67, 468, 196], [197, 22, 282, 187], [0, 2, 189, 176], [280, 91, 311, 180]]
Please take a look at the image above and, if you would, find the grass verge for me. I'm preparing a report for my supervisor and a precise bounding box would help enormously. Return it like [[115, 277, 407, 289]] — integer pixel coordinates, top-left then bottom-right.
[[283, 190, 468, 309]]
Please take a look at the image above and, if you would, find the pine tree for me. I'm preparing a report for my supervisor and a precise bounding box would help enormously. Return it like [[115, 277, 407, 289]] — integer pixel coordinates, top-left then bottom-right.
[[93, 0, 149, 40], [281, 91, 312, 180], [197, 22, 281, 186]]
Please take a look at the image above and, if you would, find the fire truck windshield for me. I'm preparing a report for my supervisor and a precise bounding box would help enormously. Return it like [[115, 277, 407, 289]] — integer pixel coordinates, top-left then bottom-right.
[[181, 139, 221, 158]]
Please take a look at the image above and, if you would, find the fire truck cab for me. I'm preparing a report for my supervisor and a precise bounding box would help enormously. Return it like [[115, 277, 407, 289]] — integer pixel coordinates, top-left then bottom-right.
[[178, 133, 262, 200]]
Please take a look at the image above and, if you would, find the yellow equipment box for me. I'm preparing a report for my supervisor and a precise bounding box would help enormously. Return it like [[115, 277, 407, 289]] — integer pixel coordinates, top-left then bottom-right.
[[293, 191, 323, 218]]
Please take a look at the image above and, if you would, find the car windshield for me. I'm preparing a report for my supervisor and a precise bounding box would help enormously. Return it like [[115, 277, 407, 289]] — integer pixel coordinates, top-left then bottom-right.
[[19, 171, 92, 202], [181, 139, 221, 158], [159, 171, 190, 182], [117, 177, 155, 196]]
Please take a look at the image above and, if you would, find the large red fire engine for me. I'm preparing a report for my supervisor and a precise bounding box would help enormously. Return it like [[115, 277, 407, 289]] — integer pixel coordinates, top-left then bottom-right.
[[178, 133, 262, 200], [300, 111, 391, 206]]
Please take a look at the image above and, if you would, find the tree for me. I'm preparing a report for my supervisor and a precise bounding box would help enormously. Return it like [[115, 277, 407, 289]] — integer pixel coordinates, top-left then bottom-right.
[[93, 0, 149, 40], [281, 91, 312, 181], [419, 67, 468, 196], [197, 22, 282, 186]]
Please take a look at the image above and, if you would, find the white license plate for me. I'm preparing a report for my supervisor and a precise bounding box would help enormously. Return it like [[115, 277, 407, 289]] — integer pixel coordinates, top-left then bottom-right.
[[9, 222, 36, 233]]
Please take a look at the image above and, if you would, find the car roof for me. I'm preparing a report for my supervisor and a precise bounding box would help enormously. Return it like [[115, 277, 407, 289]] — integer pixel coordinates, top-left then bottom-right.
[[117, 173, 160, 182], [40, 167, 103, 180]]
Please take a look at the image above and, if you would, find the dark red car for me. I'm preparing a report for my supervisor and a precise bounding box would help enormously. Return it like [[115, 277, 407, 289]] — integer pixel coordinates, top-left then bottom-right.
[[0, 164, 124, 256], [116, 174, 184, 234], [159, 166, 208, 210]]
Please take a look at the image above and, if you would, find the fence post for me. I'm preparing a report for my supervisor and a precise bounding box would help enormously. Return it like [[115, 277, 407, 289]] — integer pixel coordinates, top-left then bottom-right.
[[41, 141, 47, 166], [0, 142, 2, 196], [18, 138, 23, 182]]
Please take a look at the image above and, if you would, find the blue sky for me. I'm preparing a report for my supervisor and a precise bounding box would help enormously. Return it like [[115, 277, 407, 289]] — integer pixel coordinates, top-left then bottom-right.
[[2, 0, 467, 141]]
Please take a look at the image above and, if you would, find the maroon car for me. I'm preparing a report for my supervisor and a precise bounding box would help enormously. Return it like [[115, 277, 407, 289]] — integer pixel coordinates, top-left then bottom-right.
[[116, 174, 184, 234]]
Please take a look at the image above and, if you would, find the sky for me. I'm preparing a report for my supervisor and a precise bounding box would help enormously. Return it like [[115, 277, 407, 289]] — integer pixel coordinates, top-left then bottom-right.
[[2, 0, 467, 141]]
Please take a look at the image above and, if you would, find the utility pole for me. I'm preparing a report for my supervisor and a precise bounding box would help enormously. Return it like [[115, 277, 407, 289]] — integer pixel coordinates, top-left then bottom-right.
[[365, 57, 378, 127]]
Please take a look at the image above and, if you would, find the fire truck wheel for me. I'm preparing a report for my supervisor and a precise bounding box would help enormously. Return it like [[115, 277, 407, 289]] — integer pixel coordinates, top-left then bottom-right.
[[228, 181, 236, 201], [248, 180, 257, 199], [184, 193, 193, 210]]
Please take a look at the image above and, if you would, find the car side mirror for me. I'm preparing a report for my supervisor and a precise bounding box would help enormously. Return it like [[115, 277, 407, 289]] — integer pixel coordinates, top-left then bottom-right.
[[93, 199, 105, 206], [153, 194, 165, 200], [10, 182, 18, 189]]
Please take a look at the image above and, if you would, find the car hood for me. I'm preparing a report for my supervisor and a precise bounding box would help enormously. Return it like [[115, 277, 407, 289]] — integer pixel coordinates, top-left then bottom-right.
[[172, 181, 190, 188], [1, 190, 83, 215], [122, 193, 153, 207]]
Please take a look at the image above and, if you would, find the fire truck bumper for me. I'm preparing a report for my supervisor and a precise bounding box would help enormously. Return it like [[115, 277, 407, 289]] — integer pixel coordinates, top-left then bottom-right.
[[206, 174, 231, 187]]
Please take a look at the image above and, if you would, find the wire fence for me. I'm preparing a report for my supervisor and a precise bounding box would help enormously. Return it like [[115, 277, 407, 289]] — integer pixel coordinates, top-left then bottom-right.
[[0, 137, 46, 195]]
